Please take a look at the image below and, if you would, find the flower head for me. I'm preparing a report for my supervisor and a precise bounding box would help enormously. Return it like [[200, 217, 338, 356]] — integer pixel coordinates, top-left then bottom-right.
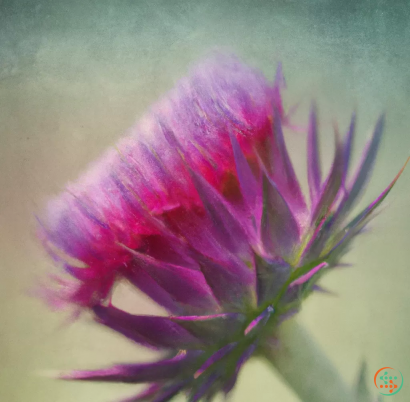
[[39, 54, 406, 401]]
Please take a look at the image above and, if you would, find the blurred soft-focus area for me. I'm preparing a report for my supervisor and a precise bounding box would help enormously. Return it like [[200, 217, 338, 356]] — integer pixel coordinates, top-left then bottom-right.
[[1, 1, 409, 401]]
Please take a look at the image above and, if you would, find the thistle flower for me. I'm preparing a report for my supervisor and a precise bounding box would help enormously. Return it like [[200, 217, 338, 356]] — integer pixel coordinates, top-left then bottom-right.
[[38, 54, 406, 402]]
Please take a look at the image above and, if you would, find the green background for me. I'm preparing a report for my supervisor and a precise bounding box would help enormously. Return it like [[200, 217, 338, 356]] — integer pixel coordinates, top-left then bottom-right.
[[0, 1, 409, 401]]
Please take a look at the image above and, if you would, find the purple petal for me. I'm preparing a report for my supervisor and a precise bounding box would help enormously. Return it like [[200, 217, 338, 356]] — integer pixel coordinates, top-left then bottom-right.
[[131, 141, 174, 201], [265, 106, 306, 213], [93, 305, 204, 350], [305, 117, 354, 254], [194, 343, 237, 378], [260, 172, 300, 259], [307, 103, 322, 204], [170, 314, 246, 345], [189, 373, 219, 402], [162, 207, 229, 262], [272, 63, 286, 119], [151, 381, 189, 402], [274, 62, 285, 88], [342, 113, 356, 185], [70, 195, 110, 230], [229, 132, 259, 211], [318, 113, 360, 237], [329, 157, 409, 258], [310, 128, 345, 227], [300, 214, 333, 264], [61, 352, 199, 383], [157, 117, 180, 150], [125, 267, 183, 315], [254, 253, 291, 304], [121, 245, 219, 312], [194, 252, 256, 311], [187, 166, 250, 258], [339, 114, 384, 217], [301, 113, 355, 260]]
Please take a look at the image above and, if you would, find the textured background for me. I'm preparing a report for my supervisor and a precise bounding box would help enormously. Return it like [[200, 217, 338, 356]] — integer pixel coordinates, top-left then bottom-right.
[[1, 1, 410, 401]]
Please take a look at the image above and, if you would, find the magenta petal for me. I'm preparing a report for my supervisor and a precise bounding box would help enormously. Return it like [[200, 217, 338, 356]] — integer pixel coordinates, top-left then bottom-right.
[[307, 103, 322, 204], [62, 353, 199, 383], [93, 305, 205, 350], [260, 173, 300, 259]]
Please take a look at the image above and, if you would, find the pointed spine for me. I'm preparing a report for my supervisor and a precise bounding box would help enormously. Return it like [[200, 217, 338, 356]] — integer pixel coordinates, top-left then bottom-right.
[[307, 103, 322, 204]]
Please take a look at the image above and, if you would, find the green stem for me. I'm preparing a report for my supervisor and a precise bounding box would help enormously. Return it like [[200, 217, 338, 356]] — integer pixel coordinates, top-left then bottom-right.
[[262, 318, 354, 402]]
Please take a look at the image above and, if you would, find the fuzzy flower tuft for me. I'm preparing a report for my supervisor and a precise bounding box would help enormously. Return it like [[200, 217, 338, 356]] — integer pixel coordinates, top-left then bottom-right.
[[38, 54, 407, 402]]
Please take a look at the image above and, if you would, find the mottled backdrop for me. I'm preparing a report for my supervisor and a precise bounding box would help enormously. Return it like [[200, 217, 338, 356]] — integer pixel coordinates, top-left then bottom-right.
[[1, 1, 409, 401]]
